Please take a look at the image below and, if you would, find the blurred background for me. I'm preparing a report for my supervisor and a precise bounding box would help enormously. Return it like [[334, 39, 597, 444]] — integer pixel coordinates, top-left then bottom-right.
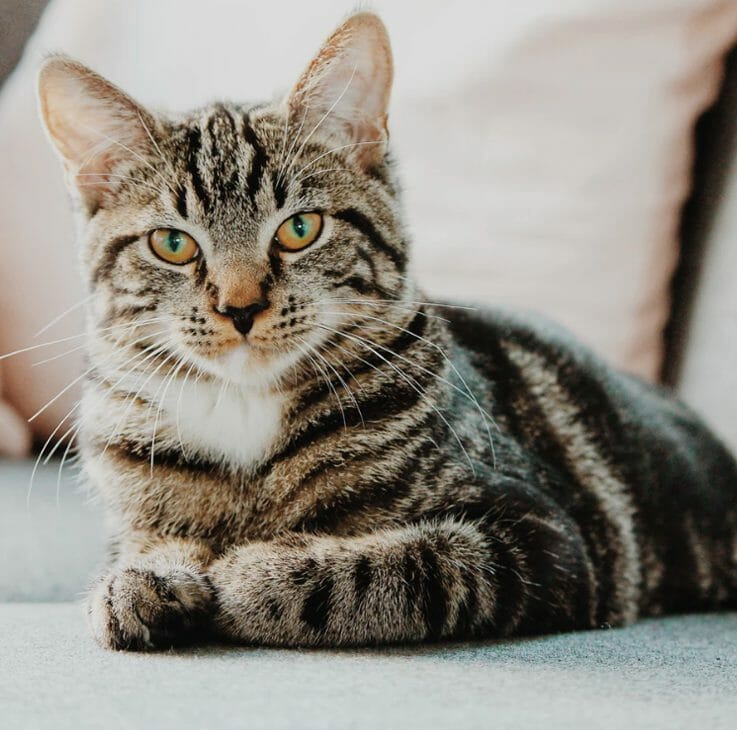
[[1, 0, 737, 458]]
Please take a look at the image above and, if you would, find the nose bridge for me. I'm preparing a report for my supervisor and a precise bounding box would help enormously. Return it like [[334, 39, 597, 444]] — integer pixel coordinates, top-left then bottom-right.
[[209, 254, 269, 310], [216, 270, 263, 310]]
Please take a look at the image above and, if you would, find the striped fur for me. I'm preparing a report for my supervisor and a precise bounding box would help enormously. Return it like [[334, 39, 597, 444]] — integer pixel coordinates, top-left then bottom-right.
[[38, 13, 737, 651]]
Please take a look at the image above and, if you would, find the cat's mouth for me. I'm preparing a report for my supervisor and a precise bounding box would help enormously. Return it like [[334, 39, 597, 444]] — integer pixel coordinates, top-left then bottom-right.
[[177, 332, 305, 389], [170, 300, 327, 387]]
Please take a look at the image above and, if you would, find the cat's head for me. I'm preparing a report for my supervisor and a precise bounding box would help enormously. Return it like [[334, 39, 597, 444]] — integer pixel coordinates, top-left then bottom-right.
[[38, 12, 408, 389]]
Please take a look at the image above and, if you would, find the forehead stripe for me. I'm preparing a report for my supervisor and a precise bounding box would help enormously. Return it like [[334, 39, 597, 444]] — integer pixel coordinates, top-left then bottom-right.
[[174, 184, 188, 219], [242, 112, 267, 206], [185, 125, 210, 215]]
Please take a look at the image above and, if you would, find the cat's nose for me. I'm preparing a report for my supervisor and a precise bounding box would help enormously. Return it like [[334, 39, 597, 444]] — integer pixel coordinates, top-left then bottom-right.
[[218, 300, 269, 336]]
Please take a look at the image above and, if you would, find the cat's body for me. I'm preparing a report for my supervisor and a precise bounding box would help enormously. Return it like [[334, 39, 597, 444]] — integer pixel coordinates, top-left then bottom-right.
[[37, 13, 737, 650]]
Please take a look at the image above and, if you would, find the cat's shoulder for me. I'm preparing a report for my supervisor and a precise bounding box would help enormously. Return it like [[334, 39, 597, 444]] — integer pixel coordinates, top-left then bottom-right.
[[437, 301, 590, 365]]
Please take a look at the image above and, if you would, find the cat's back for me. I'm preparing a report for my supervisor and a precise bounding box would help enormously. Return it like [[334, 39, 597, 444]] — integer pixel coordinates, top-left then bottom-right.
[[444, 302, 737, 613], [444, 301, 737, 516]]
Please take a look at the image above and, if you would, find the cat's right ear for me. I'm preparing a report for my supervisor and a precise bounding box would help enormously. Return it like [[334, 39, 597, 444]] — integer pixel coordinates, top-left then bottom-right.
[[37, 56, 157, 213]]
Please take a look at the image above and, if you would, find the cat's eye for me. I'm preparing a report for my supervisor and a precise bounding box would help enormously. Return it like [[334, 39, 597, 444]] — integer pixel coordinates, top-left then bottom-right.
[[274, 212, 323, 251], [149, 228, 200, 265]]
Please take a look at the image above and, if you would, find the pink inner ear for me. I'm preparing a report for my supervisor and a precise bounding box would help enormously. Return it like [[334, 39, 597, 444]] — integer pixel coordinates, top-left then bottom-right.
[[39, 58, 156, 208], [287, 13, 393, 164]]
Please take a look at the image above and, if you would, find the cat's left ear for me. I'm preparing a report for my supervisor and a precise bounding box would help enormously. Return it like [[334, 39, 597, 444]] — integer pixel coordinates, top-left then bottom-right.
[[37, 55, 158, 212], [286, 12, 393, 169]]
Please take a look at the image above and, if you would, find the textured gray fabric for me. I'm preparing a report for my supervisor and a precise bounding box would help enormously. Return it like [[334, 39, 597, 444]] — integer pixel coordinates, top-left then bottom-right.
[[1, 603, 736, 729], [0, 460, 106, 601]]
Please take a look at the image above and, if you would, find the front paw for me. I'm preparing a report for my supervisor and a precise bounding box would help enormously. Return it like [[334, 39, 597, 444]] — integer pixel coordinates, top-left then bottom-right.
[[87, 566, 214, 651]]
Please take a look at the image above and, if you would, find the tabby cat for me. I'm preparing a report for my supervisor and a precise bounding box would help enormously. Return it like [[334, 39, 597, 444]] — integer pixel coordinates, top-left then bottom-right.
[[37, 12, 737, 650]]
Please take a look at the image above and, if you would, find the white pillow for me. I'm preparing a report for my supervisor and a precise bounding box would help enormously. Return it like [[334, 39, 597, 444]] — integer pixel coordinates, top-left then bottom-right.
[[1, 0, 736, 452]]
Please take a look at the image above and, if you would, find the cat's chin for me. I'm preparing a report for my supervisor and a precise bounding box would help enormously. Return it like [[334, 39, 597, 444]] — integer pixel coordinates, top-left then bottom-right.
[[186, 341, 301, 391], [217, 345, 257, 382]]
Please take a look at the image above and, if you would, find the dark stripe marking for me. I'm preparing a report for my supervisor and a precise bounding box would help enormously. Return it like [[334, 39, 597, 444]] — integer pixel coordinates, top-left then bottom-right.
[[273, 171, 287, 209], [186, 126, 209, 214], [331, 275, 374, 295], [334, 208, 406, 271], [420, 545, 448, 639], [175, 185, 188, 218], [353, 556, 373, 605], [301, 574, 334, 633], [242, 113, 266, 204], [91, 234, 141, 284]]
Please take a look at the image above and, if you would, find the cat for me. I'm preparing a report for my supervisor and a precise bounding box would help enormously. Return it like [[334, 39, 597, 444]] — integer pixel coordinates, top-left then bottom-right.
[[37, 11, 737, 650]]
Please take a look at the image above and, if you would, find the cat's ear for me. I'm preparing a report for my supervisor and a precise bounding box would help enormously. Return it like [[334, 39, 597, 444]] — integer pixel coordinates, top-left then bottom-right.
[[37, 56, 158, 212], [286, 12, 393, 169]]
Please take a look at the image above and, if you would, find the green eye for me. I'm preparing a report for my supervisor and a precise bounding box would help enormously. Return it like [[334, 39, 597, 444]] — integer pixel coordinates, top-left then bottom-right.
[[275, 212, 323, 251], [149, 228, 199, 264]]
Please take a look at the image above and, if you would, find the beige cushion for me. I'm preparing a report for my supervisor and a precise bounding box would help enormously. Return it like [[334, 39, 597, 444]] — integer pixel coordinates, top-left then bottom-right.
[[676, 105, 737, 453], [1, 0, 736, 452], [0, 367, 30, 458]]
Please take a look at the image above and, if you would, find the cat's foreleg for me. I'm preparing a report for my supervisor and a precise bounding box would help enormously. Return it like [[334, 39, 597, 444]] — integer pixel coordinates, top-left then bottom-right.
[[209, 512, 596, 647], [86, 533, 215, 650]]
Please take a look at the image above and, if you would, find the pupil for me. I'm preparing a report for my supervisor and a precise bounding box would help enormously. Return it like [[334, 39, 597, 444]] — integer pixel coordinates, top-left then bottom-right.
[[292, 216, 306, 237], [168, 233, 182, 252]]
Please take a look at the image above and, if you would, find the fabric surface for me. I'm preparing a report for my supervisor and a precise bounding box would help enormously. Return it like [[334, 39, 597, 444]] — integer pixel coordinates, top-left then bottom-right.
[[1, 1, 737, 453], [1, 603, 736, 730], [0, 460, 105, 602]]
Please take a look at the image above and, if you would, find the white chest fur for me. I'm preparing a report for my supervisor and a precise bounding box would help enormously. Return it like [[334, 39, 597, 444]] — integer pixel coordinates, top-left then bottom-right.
[[157, 375, 285, 470]]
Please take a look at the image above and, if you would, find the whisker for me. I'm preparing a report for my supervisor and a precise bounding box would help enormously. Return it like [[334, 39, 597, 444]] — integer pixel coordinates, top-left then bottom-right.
[[317, 323, 477, 476], [311, 338, 368, 427], [315, 329, 453, 464], [284, 63, 358, 182], [77, 121, 179, 198], [35, 331, 166, 478], [213, 376, 231, 412], [54, 419, 83, 508], [76, 173, 171, 199], [34, 294, 94, 339], [318, 309, 498, 468], [175, 361, 198, 456], [150, 356, 189, 474], [293, 140, 382, 181], [324, 298, 477, 311], [31, 318, 164, 367], [137, 112, 179, 189], [318, 313, 476, 403], [294, 167, 352, 185], [102, 344, 177, 456], [0, 317, 167, 362], [26, 327, 168, 424], [294, 339, 347, 429], [27, 400, 81, 508], [296, 337, 357, 429], [315, 301, 451, 323], [313, 336, 367, 403], [275, 106, 292, 186], [32, 340, 89, 368], [275, 102, 310, 190]]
